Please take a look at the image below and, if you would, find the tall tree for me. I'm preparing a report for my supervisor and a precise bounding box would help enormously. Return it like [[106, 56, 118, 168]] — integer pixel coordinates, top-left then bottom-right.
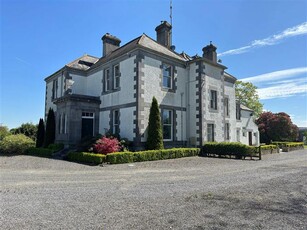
[[44, 108, 56, 147], [235, 80, 263, 117], [146, 97, 164, 150], [36, 118, 45, 148], [256, 111, 299, 143], [10, 123, 38, 141]]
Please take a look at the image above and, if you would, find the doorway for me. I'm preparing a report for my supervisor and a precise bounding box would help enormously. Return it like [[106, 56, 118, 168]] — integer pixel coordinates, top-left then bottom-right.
[[248, 132, 253, 146], [81, 112, 94, 138]]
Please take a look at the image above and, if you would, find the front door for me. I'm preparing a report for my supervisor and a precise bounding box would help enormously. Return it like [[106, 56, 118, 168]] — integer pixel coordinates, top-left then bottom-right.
[[248, 132, 253, 146], [81, 118, 93, 138]]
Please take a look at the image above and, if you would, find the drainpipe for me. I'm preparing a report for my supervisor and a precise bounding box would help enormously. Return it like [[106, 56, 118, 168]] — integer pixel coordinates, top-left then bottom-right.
[[222, 71, 226, 141], [186, 78, 198, 147], [180, 92, 184, 146]]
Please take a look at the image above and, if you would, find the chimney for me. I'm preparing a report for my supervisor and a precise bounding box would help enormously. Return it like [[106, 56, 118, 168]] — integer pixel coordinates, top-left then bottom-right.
[[155, 21, 172, 48], [101, 33, 121, 57], [202, 42, 217, 63]]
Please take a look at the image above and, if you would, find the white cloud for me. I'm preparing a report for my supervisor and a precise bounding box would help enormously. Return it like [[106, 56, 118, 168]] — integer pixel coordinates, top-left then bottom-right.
[[240, 67, 307, 84], [218, 22, 307, 57], [257, 80, 307, 100]]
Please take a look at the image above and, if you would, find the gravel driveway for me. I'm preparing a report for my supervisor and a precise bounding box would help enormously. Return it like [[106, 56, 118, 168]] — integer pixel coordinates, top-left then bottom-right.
[[1, 150, 306, 230]]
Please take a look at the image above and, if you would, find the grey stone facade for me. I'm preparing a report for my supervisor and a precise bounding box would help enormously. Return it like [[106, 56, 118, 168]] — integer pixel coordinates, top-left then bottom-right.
[[44, 21, 259, 148]]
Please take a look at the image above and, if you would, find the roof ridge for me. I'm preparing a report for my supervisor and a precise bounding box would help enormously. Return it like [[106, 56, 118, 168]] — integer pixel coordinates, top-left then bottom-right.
[[138, 34, 186, 61]]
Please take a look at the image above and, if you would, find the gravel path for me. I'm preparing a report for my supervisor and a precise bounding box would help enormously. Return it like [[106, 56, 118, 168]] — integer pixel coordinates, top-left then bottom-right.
[[1, 150, 306, 229]]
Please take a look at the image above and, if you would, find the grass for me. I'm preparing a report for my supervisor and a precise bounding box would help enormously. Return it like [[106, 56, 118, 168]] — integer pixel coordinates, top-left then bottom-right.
[[304, 145, 307, 149]]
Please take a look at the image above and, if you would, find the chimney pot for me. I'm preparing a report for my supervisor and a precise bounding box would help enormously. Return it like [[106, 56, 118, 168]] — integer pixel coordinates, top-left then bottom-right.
[[101, 33, 121, 57], [202, 43, 217, 63], [155, 21, 172, 48]]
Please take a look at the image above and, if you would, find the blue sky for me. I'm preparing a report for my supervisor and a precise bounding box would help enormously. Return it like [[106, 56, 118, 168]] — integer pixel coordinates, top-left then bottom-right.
[[1, 0, 306, 129]]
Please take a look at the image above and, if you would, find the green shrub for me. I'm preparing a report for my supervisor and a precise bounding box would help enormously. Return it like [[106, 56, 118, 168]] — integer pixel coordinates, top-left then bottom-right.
[[67, 152, 106, 164], [284, 142, 304, 147], [146, 97, 164, 150], [26, 147, 53, 158], [47, 143, 64, 152], [107, 148, 200, 164], [44, 108, 55, 147], [261, 145, 278, 150], [36, 118, 45, 148], [0, 134, 35, 154], [202, 142, 257, 158]]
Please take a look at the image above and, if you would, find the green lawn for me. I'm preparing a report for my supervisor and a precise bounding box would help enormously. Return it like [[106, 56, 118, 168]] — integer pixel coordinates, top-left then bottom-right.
[[304, 145, 307, 149]]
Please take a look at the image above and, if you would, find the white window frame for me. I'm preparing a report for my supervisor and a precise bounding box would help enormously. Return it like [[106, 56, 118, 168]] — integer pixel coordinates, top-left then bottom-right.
[[207, 124, 215, 142], [162, 64, 172, 89], [224, 97, 229, 116], [225, 123, 230, 140], [113, 64, 120, 89], [210, 90, 217, 110], [113, 110, 119, 135], [104, 68, 111, 91], [162, 109, 173, 141]]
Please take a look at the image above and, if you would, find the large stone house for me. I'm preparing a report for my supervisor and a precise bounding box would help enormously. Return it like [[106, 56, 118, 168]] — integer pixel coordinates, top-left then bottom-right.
[[45, 21, 259, 148]]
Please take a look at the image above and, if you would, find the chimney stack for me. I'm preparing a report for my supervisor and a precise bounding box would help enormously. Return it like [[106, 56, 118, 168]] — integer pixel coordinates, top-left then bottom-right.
[[155, 21, 172, 49], [202, 42, 217, 63], [101, 33, 121, 57]]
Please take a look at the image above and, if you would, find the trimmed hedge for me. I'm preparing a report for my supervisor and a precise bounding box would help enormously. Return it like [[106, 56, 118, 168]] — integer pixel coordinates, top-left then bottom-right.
[[202, 142, 259, 158], [260, 144, 279, 154], [282, 142, 304, 152], [67, 152, 106, 164], [26, 147, 53, 158], [47, 143, 64, 152], [106, 148, 200, 164]]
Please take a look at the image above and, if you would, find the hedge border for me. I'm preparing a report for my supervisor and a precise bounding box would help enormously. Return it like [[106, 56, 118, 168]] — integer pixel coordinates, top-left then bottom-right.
[[106, 148, 200, 164], [201, 142, 260, 159], [26, 147, 54, 158], [67, 152, 106, 164]]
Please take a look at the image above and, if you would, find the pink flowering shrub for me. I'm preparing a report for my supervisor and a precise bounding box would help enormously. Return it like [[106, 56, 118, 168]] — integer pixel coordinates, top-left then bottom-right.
[[93, 136, 121, 154]]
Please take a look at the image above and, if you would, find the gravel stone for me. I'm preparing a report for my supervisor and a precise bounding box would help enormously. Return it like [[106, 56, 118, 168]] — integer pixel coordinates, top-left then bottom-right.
[[0, 150, 306, 229]]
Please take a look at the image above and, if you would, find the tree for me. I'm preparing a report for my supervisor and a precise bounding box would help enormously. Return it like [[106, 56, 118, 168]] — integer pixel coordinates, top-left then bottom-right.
[[44, 108, 56, 147], [0, 125, 11, 141], [146, 97, 164, 150], [10, 123, 38, 141], [235, 80, 263, 117], [36, 118, 45, 148], [256, 111, 299, 143]]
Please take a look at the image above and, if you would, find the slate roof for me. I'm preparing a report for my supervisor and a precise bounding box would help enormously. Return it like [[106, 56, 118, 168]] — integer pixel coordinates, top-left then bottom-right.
[[90, 34, 188, 70], [224, 71, 237, 83], [66, 54, 99, 70], [240, 104, 254, 112]]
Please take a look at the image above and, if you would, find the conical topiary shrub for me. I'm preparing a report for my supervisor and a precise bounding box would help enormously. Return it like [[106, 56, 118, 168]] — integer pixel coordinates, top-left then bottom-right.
[[146, 97, 164, 150], [44, 108, 55, 148], [36, 118, 45, 148]]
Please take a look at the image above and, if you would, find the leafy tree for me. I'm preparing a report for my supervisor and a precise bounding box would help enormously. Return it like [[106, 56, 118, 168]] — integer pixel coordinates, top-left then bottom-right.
[[10, 123, 38, 141], [146, 97, 164, 150], [36, 118, 45, 148], [256, 111, 299, 143], [0, 125, 11, 141], [235, 80, 263, 117], [44, 108, 56, 147]]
